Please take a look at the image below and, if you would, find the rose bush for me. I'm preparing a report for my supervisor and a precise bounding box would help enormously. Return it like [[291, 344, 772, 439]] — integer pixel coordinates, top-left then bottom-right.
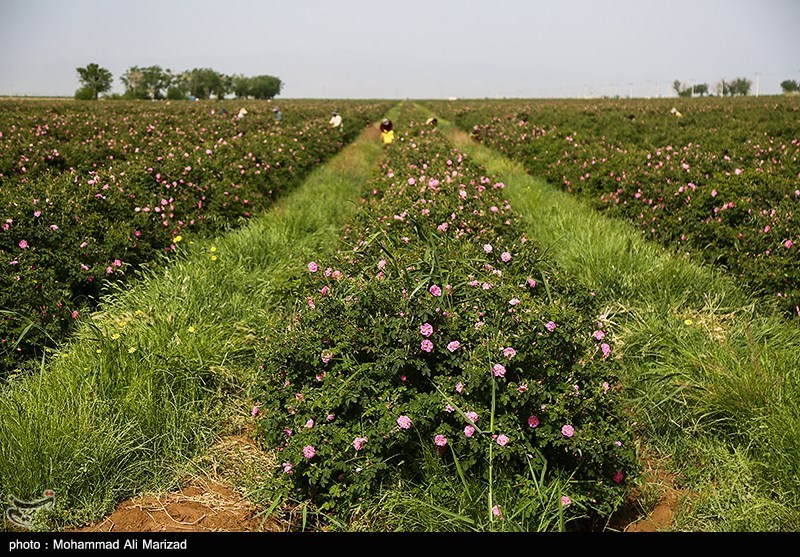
[[254, 106, 636, 522]]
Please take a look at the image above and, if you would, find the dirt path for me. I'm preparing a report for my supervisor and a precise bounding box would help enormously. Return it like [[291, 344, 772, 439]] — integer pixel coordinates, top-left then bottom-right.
[[69, 430, 283, 533]]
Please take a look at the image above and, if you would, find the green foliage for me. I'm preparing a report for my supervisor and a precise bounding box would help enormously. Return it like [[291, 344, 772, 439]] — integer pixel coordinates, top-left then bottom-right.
[[727, 77, 752, 97], [231, 75, 283, 99], [75, 63, 113, 100], [254, 106, 637, 524], [181, 67, 228, 100], [73, 86, 94, 101], [781, 79, 799, 93], [121, 66, 173, 99]]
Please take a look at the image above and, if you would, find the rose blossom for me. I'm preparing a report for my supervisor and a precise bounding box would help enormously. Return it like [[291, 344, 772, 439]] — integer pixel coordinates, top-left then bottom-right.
[[352, 437, 367, 451], [302, 445, 316, 459], [561, 424, 575, 438], [420, 322, 434, 337], [397, 415, 412, 429], [447, 340, 460, 352], [434, 434, 448, 447], [492, 363, 506, 377], [421, 339, 433, 352]]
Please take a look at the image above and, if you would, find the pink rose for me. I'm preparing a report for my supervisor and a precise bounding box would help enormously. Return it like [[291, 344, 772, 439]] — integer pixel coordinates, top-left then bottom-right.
[[352, 437, 367, 451]]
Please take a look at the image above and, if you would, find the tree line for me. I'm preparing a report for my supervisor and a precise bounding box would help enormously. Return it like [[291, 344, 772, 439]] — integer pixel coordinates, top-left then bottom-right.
[[673, 77, 800, 97], [75, 63, 283, 100]]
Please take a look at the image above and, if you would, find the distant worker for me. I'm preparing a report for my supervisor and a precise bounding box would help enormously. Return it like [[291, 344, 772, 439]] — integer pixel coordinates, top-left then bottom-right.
[[380, 118, 394, 145], [273, 107, 283, 123], [329, 110, 343, 129], [470, 124, 482, 141], [237, 107, 248, 119], [670, 107, 683, 118], [426, 117, 438, 127]]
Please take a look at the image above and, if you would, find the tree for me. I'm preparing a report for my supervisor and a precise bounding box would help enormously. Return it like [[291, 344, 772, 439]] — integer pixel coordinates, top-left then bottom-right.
[[249, 75, 283, 99], [181, 68, 229, 99], [780, 79, 799, 93], [728, 77, 752, 96], [693, 83, 709, 97], [231, 74, 252, 99], [673, 80, 709, 98], [121, 65, 172, 99], [75, 63, 113, 100], [673, 80, 691, 97]]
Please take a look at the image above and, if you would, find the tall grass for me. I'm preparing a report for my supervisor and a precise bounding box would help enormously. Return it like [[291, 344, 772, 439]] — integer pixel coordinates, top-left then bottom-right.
[[441, 121, 800, 531], [0, 125, 384, 530]]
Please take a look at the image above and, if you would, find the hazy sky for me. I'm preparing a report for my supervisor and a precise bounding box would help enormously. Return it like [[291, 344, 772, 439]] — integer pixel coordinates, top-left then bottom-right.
[[1, 0, 798, 99]]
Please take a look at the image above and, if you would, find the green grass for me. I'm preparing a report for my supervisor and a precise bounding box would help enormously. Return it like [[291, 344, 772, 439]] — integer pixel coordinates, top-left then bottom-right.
[[0, 122, 386, 531], [440, 119, 800, 531]]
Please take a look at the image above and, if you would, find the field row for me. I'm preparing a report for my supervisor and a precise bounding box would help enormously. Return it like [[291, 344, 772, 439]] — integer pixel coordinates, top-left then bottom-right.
[[425, 97, 800, 318], [0, 100, 393, 376]]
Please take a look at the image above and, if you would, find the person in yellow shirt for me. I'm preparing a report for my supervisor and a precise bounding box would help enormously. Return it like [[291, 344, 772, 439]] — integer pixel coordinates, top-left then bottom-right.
[[380, 118, 394, 145]]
